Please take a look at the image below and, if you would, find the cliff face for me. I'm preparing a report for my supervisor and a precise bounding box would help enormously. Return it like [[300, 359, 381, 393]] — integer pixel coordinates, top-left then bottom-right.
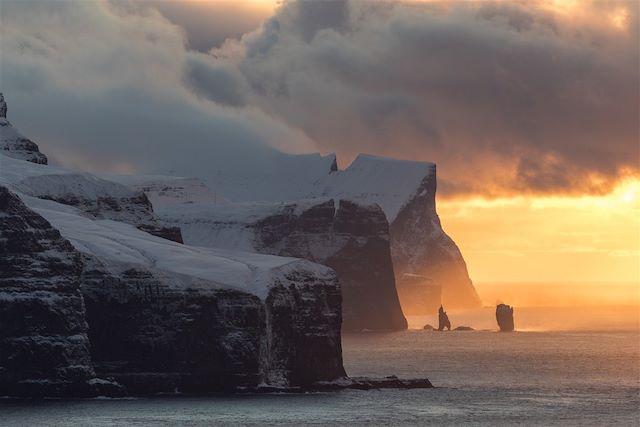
[[13, 172, 183, 244], [0, 94, 48, 165], [255, 199, 407, 332], [389, 167, 481, 310], [19, 190, 346, 395], [155, 198, 407, 332], [306, 155, 481, 311], [80, 257, 344, 393], [125, 154, 480, 319], [0, 186, 112, 397], [1, 153, 347, 397]]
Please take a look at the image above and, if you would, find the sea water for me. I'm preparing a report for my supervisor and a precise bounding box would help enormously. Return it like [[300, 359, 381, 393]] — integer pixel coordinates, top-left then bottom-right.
[[1, 326, 638, 425]]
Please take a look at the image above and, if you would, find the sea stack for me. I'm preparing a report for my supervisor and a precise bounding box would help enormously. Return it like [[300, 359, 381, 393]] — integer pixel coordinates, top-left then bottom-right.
[[437, 305, 451, 331], [496, 304, 515, 332]]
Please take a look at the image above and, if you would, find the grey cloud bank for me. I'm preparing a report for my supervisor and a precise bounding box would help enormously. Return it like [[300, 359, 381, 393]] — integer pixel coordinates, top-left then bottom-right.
[[1, 0, 638, 196]]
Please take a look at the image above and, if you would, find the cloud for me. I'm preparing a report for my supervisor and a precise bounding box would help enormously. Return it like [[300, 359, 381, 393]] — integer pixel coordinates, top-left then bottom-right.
[[1, 0, 637, 197], [212, 0, 639, 196], [144, 0, 274, 52], [0, 0, 315, 180]]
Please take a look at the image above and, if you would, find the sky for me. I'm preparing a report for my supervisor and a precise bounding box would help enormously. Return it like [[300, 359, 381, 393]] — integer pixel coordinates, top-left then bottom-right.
[[0, 0, 638, 290]]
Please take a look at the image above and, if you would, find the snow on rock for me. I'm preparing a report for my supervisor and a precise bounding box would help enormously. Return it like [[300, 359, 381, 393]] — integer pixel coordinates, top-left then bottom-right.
[[388, 164, 481, 310], [310, 154, 436, 223], [103, 174, 230, 208], [22, 194, 334, 301], [1, 148, 346, 394], [10, 190, 344, 394], [0, 93, 48, 165], [0, 153, 183, 243], [304, 154, 479, 309], [125, 153, 481, 312], [155, 197, 407, 331]]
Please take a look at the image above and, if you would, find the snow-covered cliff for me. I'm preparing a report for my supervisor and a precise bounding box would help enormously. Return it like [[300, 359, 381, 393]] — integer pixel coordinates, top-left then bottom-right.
[[150, 197, 407, 331], [127, 154, 481, 313], [0, 107, 347, 395], [0, 93, 48, 165], [0, 174, 346, 395], [0, 154, 183, 243]]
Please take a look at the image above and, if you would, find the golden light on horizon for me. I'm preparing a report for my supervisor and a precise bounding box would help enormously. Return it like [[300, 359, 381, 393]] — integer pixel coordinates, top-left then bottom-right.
[[610, 7, 630, 31], [439, 178, 640, 290]]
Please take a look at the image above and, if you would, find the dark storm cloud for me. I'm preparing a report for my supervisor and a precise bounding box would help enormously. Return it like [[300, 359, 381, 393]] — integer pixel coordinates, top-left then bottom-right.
[[183, 54, 248, 107], [1, 0, 637, 197], [144, 0, 273, 52], [215, 0, 640, 196], [0, 0, 314, 177]]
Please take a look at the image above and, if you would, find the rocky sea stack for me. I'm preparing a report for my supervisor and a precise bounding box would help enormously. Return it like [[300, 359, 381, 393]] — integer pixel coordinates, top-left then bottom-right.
[[496, 304, 515, 332]]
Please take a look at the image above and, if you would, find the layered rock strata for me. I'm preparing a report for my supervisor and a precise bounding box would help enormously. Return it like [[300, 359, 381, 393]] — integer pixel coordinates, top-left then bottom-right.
[[0, 186, 118, 397], [153, 198, 407, 331]]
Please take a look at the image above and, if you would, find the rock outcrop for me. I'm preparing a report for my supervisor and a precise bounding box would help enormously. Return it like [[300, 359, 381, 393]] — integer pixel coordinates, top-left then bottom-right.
[[152, 198, 407, 332], [81, 258, 345, 393], [496, 304, 515, 332], [123, 154, 481, 314], [437, 305, 451, 331], [1, 168, 347, 396], [388, 165, 481, 310], [21, 192, 346, 394], [0, 98, 181, 244], [14, 173, 183, 244], [0, 186, 119, 397], [0, 94, 48, 165]]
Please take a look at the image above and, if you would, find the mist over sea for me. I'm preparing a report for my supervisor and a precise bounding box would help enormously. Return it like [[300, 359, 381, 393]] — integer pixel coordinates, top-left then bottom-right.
[[2, 315, 638, 426]]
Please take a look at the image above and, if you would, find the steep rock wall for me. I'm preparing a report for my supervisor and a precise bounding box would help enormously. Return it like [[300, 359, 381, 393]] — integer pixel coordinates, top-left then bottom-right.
[[390, 167, 481, 309], [0, 186, 112, 397], [158, 199, 407, 331]]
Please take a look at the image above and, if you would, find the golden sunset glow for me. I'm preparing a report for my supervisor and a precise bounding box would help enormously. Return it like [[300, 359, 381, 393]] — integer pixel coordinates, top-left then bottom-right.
[[610, 7, 630, 30], [440, 178, 640, 291]]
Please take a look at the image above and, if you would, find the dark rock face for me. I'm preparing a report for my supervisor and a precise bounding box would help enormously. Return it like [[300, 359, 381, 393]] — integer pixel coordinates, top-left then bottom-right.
[[496, 304, 515, 332], [437, 306, 451, 331], [253, 199, 407, 332], [15, 175, 183, 244], [80, 258, 345, 393], [0, 186, 116, 397], [0, 93, 48, 165], [312, 375, 433, 391], [391, 168, 481, 310], [0, 184, 345, 396], [81, 262, 264, 393], [263, 276, 345, 386]]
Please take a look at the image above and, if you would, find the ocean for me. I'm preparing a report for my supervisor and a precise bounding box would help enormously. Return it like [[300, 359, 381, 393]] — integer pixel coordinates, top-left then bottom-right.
[[1, 316, 639, 426]]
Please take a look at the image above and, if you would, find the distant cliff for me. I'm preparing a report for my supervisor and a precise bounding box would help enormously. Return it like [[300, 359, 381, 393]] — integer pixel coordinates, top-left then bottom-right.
[[388, 164, 481, 310], [129, 154, 482, 315], [150, 196, 407, 331]]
